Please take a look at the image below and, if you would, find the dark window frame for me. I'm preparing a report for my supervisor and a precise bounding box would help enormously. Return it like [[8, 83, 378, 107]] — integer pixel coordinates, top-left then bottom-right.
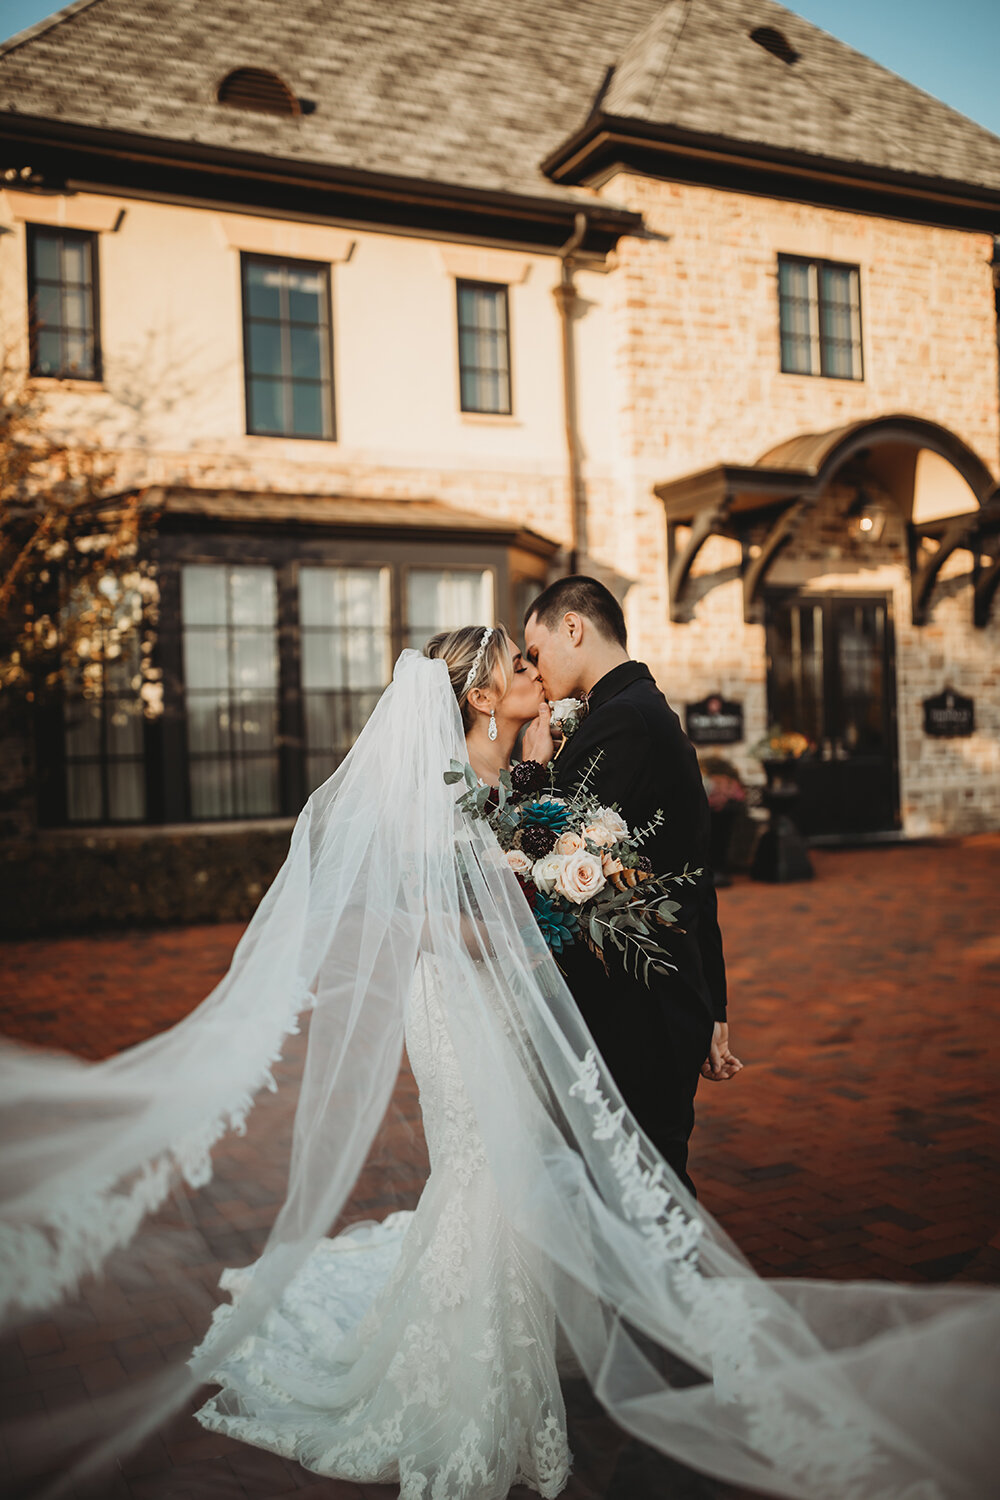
[[38, 530, 549, 828], [26, 223, 103, 382], [240, 251, 337, 442], [456, 278, 513, 415], [777, 253, 864, 382]]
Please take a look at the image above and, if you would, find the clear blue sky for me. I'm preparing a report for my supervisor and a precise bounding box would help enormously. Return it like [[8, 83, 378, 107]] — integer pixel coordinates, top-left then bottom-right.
[[2, 0, 999, 136]]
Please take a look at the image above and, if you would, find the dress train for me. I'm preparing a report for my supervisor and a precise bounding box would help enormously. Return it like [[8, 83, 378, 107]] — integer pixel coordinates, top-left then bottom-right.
[[193, 966, 571, 1500]]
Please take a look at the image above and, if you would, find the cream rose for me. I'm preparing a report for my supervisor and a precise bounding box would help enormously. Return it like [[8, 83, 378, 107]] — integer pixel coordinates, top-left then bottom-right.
[[581, 822, 613, 848], [505, 849, 533, 875], [601, 852, 624, 877], [532, 852, 566, 894], [554, 829, 584, 857], [597, 807, 629, 840], [555, 850, 607, 904]]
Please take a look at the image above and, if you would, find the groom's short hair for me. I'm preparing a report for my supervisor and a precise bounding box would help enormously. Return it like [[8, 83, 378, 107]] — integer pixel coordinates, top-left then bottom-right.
[[525, 575, 628, 648]]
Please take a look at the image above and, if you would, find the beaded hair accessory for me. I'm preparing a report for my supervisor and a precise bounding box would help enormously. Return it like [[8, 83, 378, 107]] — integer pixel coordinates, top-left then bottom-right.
[[463, 626, 494, 692]]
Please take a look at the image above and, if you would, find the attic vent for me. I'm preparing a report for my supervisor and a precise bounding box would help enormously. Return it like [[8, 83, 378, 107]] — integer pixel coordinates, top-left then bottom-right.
[[749, 26, 800, 65], [217, 67, 300, 116]]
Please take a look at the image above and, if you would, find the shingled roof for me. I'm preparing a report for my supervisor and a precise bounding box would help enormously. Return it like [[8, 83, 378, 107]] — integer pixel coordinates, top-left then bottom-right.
[[588, 0, 1000, 197], [2, 0, 999, 211]]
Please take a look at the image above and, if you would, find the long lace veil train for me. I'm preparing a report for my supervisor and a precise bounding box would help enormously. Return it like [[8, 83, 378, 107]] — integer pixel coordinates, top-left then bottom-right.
[[0, 650, 997, 1498]]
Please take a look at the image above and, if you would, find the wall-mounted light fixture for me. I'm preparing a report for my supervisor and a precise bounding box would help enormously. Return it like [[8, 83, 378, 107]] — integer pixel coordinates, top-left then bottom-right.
[[846, 488, 888, 543]]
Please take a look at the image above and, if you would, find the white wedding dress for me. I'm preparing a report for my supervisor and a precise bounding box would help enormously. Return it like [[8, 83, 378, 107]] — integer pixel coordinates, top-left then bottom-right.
[[193, 960, 572, 1499], [4, 651, 998, 1500]]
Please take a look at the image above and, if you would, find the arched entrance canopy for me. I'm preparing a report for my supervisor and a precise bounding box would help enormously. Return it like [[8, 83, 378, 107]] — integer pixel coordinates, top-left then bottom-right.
[[654, 414, 1000, 626]]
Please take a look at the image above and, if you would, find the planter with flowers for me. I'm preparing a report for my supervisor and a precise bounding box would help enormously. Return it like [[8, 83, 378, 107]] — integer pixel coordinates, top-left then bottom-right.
[[747, 727, 815, 883]]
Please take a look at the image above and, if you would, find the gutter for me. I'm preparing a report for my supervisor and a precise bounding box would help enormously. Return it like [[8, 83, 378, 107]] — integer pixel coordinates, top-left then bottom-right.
[[553, 211, 588, 574], [0, 111, 643, 246]]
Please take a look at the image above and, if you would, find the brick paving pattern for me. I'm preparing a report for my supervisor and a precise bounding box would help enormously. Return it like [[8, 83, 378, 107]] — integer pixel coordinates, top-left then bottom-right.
[[1, 835, 997, 1498]]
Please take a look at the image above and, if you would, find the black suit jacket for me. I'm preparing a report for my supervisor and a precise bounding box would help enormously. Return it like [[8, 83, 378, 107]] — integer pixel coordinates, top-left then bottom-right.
[[551, 661, 728, 1023]]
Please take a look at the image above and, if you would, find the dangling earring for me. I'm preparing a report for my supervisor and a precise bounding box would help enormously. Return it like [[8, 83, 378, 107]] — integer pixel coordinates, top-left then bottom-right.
[[488, 709, 498, 741]]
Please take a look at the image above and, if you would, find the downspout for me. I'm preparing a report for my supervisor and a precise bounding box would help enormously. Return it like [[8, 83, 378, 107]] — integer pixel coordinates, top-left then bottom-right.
[[553, 211, 588, 574]]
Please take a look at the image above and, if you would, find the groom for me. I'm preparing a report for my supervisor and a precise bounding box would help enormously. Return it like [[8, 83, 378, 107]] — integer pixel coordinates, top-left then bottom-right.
[[524, 576, 741, 1193]]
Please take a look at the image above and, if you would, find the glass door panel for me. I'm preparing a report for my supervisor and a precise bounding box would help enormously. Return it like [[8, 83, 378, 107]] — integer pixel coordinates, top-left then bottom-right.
[[405, 568, 495, 650], [765, 593, 898, 836], [181, 564, 280, 818], [299, 565, 392, 792]]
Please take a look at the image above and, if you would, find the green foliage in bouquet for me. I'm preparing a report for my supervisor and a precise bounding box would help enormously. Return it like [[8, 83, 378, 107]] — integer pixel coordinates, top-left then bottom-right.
[[444, 752, 703, 989]]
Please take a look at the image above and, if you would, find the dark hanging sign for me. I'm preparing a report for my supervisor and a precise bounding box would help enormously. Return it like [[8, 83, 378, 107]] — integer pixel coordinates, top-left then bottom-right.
[[923, 688, 974, 738], [686, 694, 744, 746]]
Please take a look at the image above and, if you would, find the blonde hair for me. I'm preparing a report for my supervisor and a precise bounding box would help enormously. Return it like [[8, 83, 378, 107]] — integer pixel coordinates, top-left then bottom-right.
[[424, 623, 513, 730]]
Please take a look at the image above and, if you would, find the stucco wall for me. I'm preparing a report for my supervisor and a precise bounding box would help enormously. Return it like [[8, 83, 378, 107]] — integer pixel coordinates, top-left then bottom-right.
[[0, 188, 625, 550]]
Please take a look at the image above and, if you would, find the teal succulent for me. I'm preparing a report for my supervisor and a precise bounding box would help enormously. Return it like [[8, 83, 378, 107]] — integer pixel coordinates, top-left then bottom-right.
[[520, 795, 570, 833], [533, 894, 579, 954]]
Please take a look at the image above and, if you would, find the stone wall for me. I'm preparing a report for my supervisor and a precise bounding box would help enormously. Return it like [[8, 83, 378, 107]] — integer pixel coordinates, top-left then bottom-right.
[[582, 171, 1000, 835]]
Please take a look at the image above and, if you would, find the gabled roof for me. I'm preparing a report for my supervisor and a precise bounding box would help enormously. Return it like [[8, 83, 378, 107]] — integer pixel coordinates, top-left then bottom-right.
[[585, 0, 1000, 197], [2, 0, 999, 220]]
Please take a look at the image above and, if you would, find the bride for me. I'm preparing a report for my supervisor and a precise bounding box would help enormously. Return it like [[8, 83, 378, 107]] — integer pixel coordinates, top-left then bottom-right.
[[193, 624, 573, 1497], [1, 626, 997, 1500]]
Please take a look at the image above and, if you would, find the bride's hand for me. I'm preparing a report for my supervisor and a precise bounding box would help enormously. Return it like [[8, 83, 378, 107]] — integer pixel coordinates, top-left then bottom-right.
[[521, 701, 555, 766]]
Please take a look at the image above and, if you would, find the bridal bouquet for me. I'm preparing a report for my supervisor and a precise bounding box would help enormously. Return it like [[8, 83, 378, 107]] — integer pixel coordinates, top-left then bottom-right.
[[444, 755, 701, 986]]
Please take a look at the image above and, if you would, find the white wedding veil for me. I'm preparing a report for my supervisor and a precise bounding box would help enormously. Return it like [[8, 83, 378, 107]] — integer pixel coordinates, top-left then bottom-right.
[[1, 649, 997, 1499]]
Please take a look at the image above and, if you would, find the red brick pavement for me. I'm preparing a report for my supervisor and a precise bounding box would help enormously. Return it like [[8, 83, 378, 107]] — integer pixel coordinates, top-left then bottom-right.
[[2, 835, 998, 1498]]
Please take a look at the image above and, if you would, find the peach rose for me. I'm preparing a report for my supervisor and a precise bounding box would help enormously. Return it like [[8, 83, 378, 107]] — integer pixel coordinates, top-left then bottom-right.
[[582, 822, 613, 847], [554, 829, 584, 857], [505, 849, 533, 875], [555, 850, 607, 904], [597, 807, 629, 840], [601, 852, 624, 877]]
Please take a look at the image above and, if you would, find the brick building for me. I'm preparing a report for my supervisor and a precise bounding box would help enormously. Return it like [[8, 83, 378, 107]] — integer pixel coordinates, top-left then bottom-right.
[[1, 0, 998, 915]]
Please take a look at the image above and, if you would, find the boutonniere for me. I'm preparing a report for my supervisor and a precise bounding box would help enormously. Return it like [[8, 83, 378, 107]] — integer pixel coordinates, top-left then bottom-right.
[[549, 697, 587, 762], [550, 697, 586, 739]]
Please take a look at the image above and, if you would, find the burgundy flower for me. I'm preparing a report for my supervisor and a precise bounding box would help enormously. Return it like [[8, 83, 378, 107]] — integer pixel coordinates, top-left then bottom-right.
[[510, 759, 548, 798], [515, 873, 538, 909], [520, 823, 557, 860]]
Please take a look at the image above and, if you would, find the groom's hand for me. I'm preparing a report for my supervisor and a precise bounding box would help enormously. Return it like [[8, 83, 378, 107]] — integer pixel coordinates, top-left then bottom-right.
[[701, 1022, 743, 1082], [522, 701, 555, 765]]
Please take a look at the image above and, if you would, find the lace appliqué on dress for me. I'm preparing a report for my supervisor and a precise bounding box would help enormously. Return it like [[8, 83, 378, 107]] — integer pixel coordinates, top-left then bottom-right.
[[193, 969, 570, 1500]]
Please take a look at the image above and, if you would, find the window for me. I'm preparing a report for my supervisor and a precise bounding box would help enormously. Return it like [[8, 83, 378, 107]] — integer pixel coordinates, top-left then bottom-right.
[[299, 566, 392, 792], [405, 568, 495, 650], [43, 536, 544, 827], [62, 593, 146, 824], [456, 281, 512, 414], [241, 254, 335, 439], [181, 565, 281, 817], [27, 225, 101, 380], [778, 256, 863, 380]]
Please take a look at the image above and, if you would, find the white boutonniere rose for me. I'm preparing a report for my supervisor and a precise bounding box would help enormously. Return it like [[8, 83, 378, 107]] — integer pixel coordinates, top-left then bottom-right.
[[555, 850, 607, 904], [549, 697, 586, 738]]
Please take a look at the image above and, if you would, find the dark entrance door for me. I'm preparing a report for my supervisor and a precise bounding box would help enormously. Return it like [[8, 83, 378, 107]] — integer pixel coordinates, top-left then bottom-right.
[[764, 593, 900, 836]]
